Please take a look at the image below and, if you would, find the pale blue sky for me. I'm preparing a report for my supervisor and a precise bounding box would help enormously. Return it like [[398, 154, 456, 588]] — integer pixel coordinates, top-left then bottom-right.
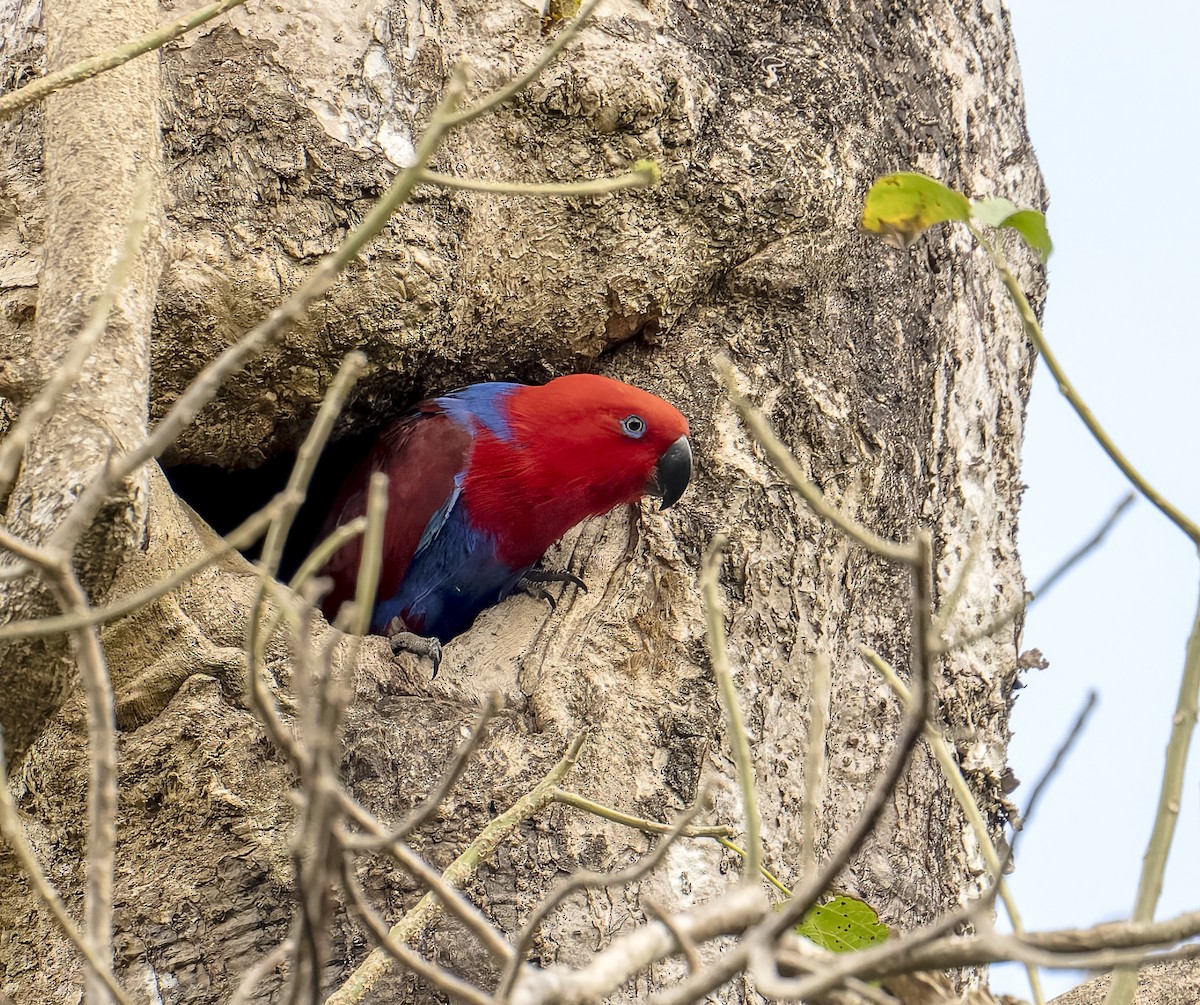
[[992, 1, 1200, 998]]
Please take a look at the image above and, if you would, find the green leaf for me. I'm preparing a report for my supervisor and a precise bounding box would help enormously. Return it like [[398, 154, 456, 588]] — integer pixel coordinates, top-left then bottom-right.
[[862, 172, 971, 249], [970, 197, 1020, 228], [796, 895, 890, 952], [970, 199, 1053, 261], [999, 209, 1053, 261]]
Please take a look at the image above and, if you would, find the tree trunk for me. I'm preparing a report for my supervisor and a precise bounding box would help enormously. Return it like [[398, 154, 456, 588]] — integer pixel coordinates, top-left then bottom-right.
[[2, 1, 1045, 1002]]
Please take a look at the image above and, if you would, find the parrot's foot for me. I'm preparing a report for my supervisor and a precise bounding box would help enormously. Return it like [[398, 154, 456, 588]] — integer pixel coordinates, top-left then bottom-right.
[[383, 620, 443, 678], [515, 568, 588, 610]]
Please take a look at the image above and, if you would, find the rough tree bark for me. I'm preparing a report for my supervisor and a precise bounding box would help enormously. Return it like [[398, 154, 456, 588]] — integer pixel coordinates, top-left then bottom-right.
[[1, 0, 1053, 1002]]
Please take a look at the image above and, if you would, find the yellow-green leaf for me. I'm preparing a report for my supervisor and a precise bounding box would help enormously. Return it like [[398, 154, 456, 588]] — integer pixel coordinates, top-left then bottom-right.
[[998, 209, 1053, 261], [862, 172, 971, 249], [796, 895, 890, 952], [971, 197, 1020, 228], [970, 198, 1053, 261]]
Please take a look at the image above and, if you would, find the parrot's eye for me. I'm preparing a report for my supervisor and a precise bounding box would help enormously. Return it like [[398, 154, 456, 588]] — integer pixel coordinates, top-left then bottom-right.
[[620, 414, 647, 439]]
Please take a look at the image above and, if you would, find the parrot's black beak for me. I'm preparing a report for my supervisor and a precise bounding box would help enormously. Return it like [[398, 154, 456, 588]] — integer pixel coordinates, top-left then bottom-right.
[[648, 435, 692, 510]]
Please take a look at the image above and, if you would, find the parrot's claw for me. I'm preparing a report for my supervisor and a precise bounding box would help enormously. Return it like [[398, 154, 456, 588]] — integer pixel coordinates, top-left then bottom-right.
[[515, 569, 588, 610], [385, 626, 443, 678]]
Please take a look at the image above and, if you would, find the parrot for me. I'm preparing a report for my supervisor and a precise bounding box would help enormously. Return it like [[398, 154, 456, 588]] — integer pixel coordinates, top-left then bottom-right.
[[316, 373, 692, 668]]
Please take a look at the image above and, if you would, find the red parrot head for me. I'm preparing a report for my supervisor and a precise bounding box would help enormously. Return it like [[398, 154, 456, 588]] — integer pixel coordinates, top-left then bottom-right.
[[456, 373, 692, 567]]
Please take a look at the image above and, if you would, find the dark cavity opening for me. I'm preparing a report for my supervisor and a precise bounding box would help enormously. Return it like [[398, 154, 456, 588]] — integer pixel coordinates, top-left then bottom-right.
[[164, 430, 376, 583]]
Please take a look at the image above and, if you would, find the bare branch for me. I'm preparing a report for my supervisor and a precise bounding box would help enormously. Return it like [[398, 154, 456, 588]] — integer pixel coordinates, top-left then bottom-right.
[[287, 518, 369, 591], [970, 220, 1200, 543], [42, 569, 120, 1005], [1108, 588, 1200, 1003], [0, 731, 133, 1005], [341, 694, 502, 851], [772, 530, 934, 934], [0, 493, 292, 640], [0, 528, 63, 572], [510, 883, 768, 1005], [1031, 493, 1136, 601], [863, 643, 1045, 1005], [245, 356, 372, 766], [228, 936, 296, 1005], [497, 800, 705, 998], [0, 172, 152, 496], [750, 940, 899, 1005], [51, 69, 472, 555], [337, 850, 498, 1005], [1017, 690, 1098, 840], [551, 789, 732, 840], [327, 733, 586, 1005], [642, 898, 701, 975], [717, 359, 920, 566], [700, 534, 762, 880], [647, 531, 937, 1005], [347, 474, 389, 638], [0, 0, 251, 119], [419, 163, 658, 198], [444, 0, 603, 128], [937, 491, 1137, 656]]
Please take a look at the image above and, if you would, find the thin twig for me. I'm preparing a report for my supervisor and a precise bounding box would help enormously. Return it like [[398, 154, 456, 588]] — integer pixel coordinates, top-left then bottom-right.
[[0, 0, 251, 118], [642, 898, 702, 974], [801, 652, 831, 879], [553, 788, 792, 896], [717, 359, 920, 566], [51, 68, 472, 555], [714, 837, 793, 897], [1031, 492, 1136, 601], [348, 474, 388, 637], [0, 731, 134, 1005], [286, 518, 368, 591], [780, 908, 1200, 992], [357, 827, 515, 966], [0, 493, 293, 640], [862, 643, 1045, 1005], [341, 695, 502, 850], [1105, 590, 1200, 1005], [288, 582, 341, 1005], [338, 851, 496, 1005], [514, 884, 768, 1005], [772, 530, 934, 934], [444, 0, 603, 128], [228, 936, 295, 1005], [1017, 691, 1098, 841], [0, 527, 63, 570], [646, 533, 937, 1005], [497, 801, 705, 998], [418, 163, 657, 197], [749, 940, 900, 1005], [44, 570, 120, 1005], [245, 357, 371, 764], [551, 788, 732, 839], [701, 534, 762, 881], [0, 172, 153, 495], [326, 733, 586, 1005], [970, 221, 1200, 543], [260, 354, 367, 581], [938, 492, 1136, 655]]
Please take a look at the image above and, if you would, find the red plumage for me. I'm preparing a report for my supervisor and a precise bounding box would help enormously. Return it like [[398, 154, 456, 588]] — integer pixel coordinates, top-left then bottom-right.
[[318, 373, 691, 643], [463, 375, 690, 567]]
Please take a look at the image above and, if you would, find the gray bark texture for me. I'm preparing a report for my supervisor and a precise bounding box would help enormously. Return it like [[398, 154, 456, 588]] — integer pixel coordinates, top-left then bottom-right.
[[1, 0, 1061, 1002]]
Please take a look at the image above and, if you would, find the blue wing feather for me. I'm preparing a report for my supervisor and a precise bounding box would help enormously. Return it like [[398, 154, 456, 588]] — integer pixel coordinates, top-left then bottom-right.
[[371, 498, 531, 639]]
